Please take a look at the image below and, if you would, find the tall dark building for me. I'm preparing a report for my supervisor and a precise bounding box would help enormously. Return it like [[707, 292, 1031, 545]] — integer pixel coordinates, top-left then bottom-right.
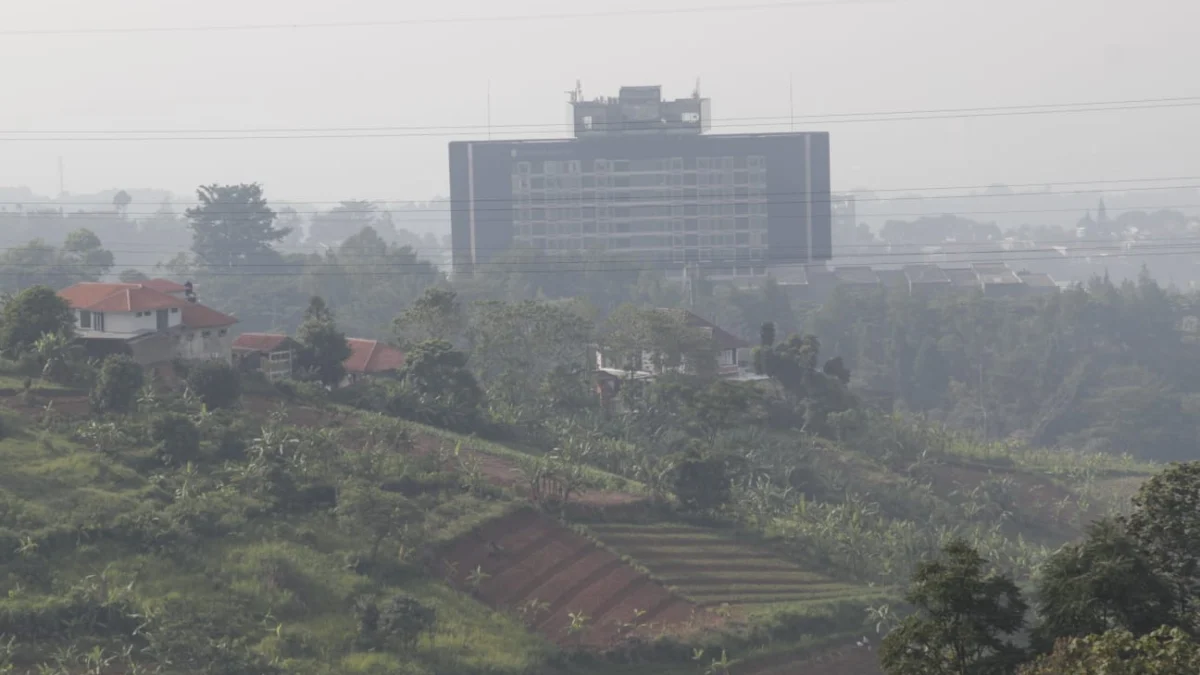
[[449, 85, 831, 279]]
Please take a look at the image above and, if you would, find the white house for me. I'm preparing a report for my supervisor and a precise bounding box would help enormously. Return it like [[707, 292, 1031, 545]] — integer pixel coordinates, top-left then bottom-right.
[[594, 309, 750, 379], [58, 280, 238, 367]]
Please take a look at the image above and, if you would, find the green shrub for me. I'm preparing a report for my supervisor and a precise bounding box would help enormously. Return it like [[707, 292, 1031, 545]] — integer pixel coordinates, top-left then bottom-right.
[[90, 355, 144, 414], [152, 413, 201, 465], [186, 360, 242, 410], [0, 286, 74, 357]]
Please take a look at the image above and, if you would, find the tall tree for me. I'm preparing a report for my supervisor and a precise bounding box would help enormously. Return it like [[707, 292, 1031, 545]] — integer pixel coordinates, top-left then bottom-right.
[[185, 183, 288, 268], [309, 200, 394, 246], [1020, 627, 1200, 675], [400, 339, 484, 424], [112, 190, 132, 217], [1124, 462, 1200, 631], [0, 286, 74, 357], [881, 540, 1028, 675], [296, 297, 352, 388], [466, 299, 593, 417], [394, 287, 465, 349], [60, 228, 115, 281], [1033, 518, 1175, 650]]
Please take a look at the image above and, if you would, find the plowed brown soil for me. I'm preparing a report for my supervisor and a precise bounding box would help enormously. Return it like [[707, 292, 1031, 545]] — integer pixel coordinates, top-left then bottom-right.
[[438, 509, 708, 647]]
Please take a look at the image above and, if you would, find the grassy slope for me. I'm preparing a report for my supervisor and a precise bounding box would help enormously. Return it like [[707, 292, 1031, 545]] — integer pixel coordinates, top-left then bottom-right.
[[0, 391, 1158, 675], [0, 407, 551, 675]]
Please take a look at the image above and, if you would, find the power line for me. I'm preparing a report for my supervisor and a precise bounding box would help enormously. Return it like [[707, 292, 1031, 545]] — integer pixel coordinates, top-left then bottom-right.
[[3, 197, 1196, 226], [0, 186, 1195, 220], [9, 171, 1200, 206], [0, 0, 879, 37], [6, 176, 1200, 210], [0, 233, 1188, 258], [6, 240, 1197, 272], [0, 246, 1194, 280], [3, 101, 1199, 142], [6, 96, 1200, 136]]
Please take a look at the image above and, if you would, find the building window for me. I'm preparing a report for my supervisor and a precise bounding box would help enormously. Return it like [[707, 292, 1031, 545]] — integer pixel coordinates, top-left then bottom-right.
[[79, 310, 92, 329], [171, 308, 179, 313], [202, 331, 211, 338], [218, 329, 227, 337], [582, 116, 593, 130]]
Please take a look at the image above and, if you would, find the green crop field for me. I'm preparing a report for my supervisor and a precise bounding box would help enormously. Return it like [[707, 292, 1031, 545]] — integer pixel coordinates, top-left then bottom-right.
[[587, 523, 874, 609]]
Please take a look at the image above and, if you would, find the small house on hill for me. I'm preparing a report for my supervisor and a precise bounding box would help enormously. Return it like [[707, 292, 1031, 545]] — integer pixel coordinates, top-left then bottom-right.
[[231, 333, 406, 387], [593, 309, 750, 379], [232, 333, 303, 382], [58, 280, 237, 366], [343, 339, 406, 386]]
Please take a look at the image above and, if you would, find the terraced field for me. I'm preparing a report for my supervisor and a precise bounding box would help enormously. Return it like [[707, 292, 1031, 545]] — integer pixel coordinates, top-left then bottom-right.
[[588, 522, 872, 609], [438, 509, 704, 647]]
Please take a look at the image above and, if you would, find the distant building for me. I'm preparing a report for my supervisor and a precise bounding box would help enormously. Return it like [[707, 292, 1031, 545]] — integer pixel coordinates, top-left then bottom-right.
[[831, 193, 858, 250], [230, 333, 405, 388], [232, 333, 302, 382], [59, 280, 237, 366], [593, 309, 750, 379], [449, 84, 832, 280], [343, 338, 407, 386]]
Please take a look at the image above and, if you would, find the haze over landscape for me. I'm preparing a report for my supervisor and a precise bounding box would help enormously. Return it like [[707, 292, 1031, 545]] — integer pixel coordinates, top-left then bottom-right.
[[2, 2, 1200, 674], [2, 0, 1198, 201]]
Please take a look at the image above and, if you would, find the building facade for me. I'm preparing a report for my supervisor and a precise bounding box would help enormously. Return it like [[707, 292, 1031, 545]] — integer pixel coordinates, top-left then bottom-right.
[[58, 280, 237, 366], [450, 86, 832, 279]]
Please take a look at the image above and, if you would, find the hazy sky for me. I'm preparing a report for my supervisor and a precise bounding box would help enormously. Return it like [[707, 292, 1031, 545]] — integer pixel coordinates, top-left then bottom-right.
[[1, 0, 1197, 207]]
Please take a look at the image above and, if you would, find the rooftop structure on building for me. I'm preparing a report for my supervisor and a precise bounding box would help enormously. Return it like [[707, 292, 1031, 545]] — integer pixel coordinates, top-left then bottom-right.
[[569, 83, 711, 138]]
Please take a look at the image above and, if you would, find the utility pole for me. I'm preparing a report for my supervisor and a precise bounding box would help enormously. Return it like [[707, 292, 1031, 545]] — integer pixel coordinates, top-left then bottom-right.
[[789, 73, 795, 131], [58, 157, 65, 196]]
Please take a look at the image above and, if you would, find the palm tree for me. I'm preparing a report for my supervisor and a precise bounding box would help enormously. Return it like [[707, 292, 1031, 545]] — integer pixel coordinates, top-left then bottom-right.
[[33, 331, 74, 385]]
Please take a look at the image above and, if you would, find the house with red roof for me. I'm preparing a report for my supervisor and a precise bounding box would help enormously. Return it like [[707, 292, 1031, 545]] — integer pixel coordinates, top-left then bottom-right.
[[343, 338, 406, 386], [230, 333, 405, 387], [232, 333, 303, 382], [58, 279, 238, 366]]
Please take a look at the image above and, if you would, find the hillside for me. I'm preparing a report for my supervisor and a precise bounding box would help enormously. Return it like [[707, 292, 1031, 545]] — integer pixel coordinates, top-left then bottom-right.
[[0, 380, 1155, 675]]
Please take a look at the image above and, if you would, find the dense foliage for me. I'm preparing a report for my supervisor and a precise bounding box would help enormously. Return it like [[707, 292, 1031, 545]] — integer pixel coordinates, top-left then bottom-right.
[[807, 272, 1200, 460]]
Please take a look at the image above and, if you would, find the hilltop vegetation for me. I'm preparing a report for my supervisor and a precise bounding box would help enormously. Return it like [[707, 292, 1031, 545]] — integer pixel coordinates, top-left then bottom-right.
[[2, 186, 1199, 673]]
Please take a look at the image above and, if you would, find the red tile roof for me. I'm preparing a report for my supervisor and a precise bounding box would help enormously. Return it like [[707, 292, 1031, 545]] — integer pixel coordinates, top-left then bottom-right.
[[58, 282, 236, 329], [344, 338, 406, 374], [180, 302, 238, 329], [60, 282, 184, 312], [233, 333, 293, 352], [141, 278, 189, 293]]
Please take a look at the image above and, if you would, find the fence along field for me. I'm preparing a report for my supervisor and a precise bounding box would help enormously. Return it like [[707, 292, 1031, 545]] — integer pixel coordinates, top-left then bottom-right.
[[587, 522, 872, 609], [437, 509, 701, 647]]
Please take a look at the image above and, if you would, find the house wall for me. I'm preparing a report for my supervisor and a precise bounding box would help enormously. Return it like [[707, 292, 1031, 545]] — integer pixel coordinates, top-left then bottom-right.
[[128, 333, 177, 366], [78, 308, 182, 335], [175, 328, 234, 363]]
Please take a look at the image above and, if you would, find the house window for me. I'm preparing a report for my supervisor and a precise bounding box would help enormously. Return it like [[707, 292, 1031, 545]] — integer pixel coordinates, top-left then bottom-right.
[[171, 308, 179, 313], [218, 329, 227, 337], [79, 310, 92, 329], [202, 331, 211, 338]]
